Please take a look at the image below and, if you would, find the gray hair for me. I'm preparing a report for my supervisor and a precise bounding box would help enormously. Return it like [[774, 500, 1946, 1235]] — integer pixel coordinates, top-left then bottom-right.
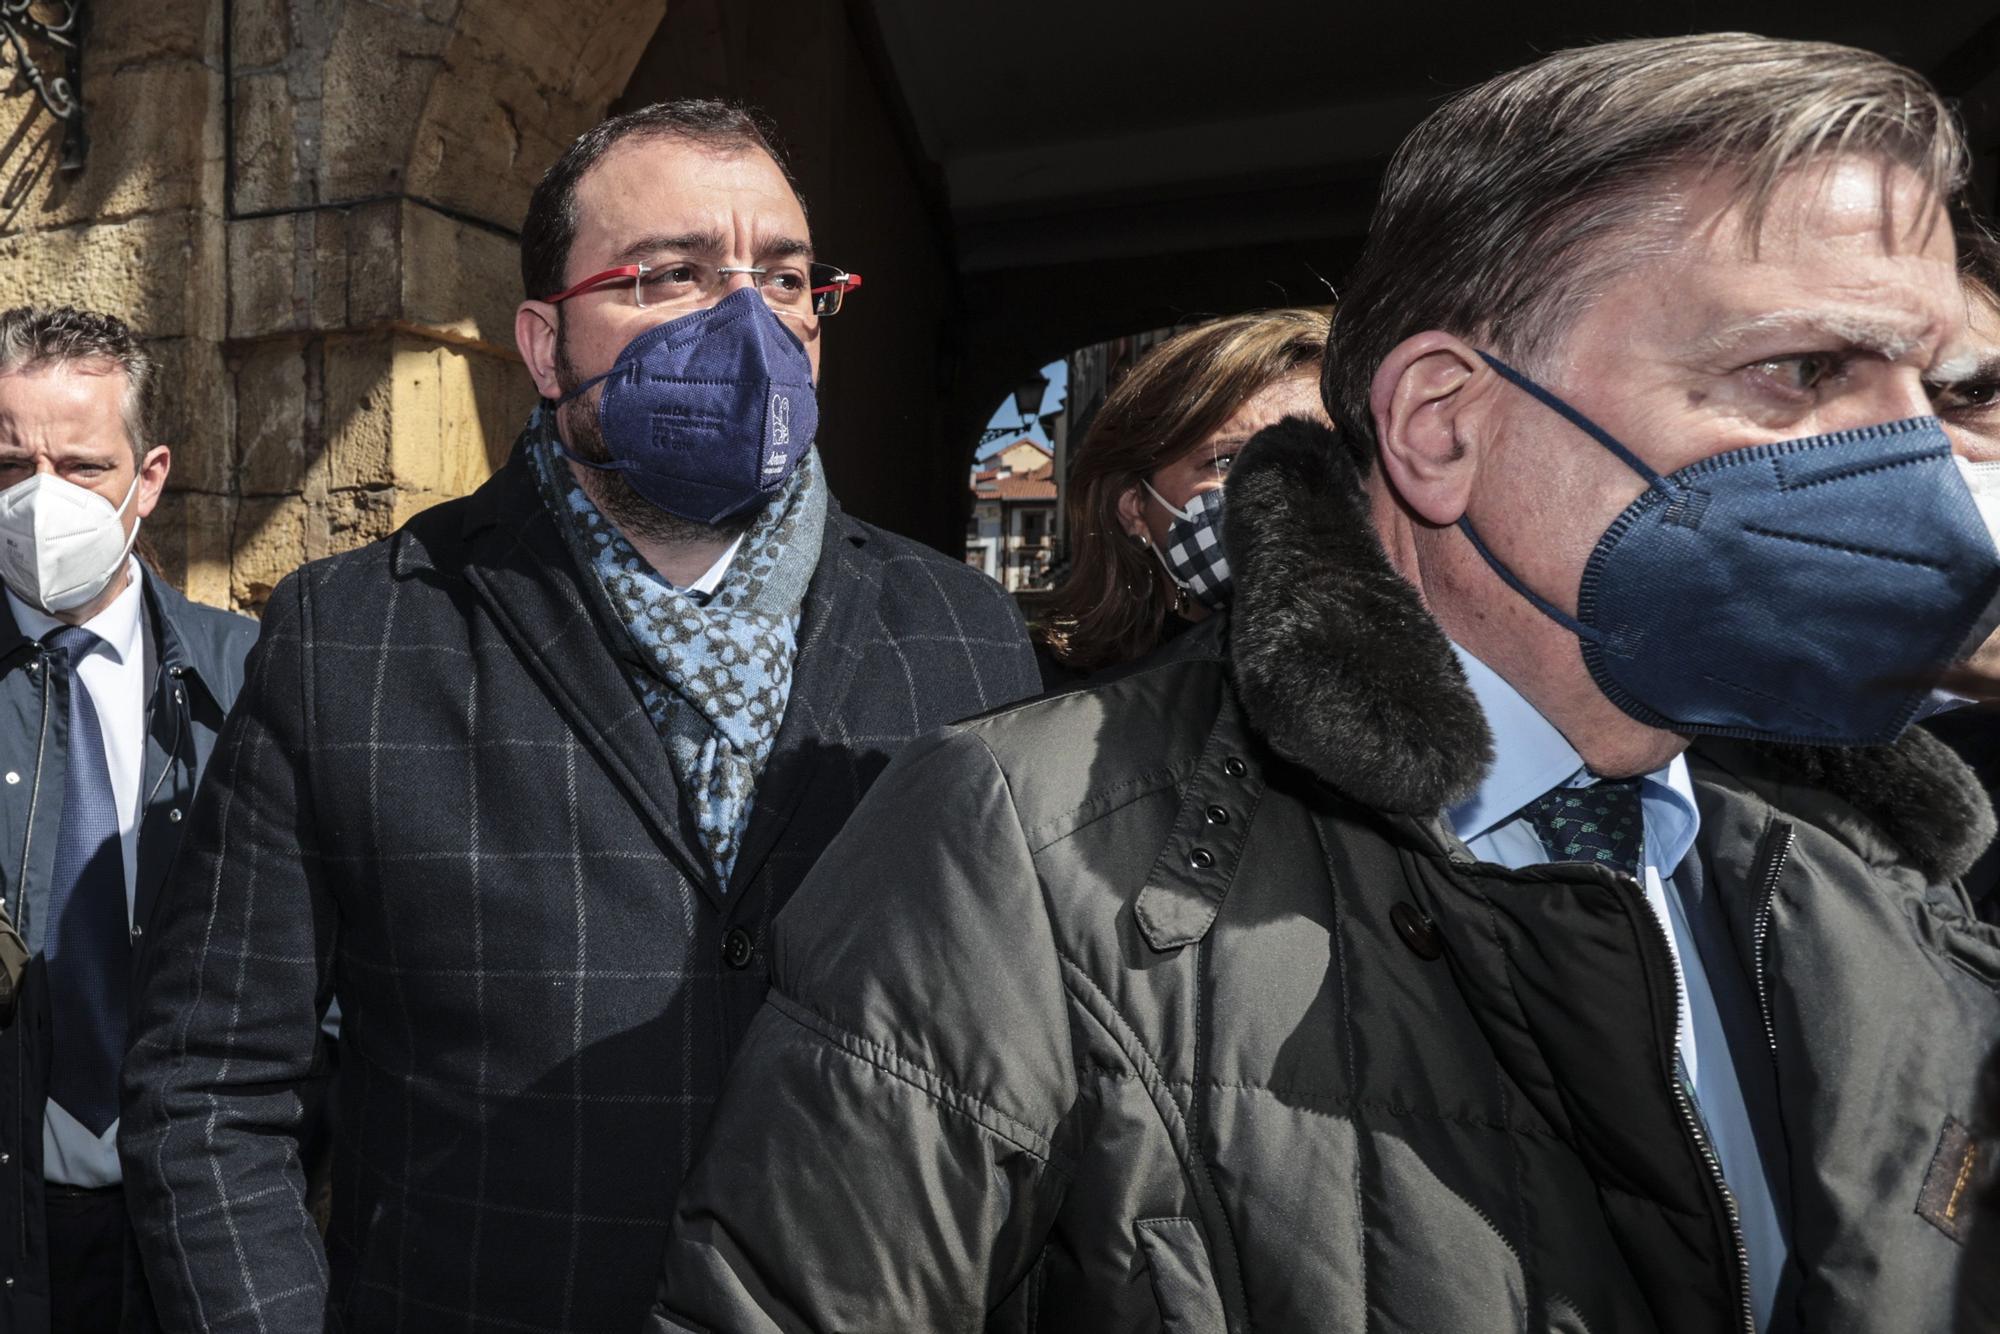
[[1326, 33, 1969, 464], [0, 305, 154, 458]]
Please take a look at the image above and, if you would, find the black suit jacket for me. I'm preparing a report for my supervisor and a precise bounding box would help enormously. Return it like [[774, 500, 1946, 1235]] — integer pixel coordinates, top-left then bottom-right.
[[118, 448, 1039, 1334]]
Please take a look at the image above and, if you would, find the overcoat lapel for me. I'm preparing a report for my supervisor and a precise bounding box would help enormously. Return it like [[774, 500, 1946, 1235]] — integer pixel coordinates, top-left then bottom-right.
[[448, 453, 715, 897], [724, 505, 880, 902]]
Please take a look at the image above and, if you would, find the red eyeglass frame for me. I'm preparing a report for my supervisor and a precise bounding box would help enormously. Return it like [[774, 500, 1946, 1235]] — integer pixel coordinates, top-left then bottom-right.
[[543, 264, 864, 315]]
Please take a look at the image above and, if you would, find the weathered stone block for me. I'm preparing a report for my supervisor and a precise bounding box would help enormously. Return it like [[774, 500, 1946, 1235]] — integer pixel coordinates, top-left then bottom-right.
[[89, 0, 218, 71], [146, 489, 237, 611], [148, 336, 234, 491], [368, 0, 462, 27], [233, 337, 309, 495], [224, 210, 307, 338], [230, 492, 308, 609], [468, 344, 538, 470], [317, 485, 399, 558], [32, 61, 222, 228], [324, 334, 394, 490], [0, 210, 212, 336], [318, 2, 451, 201], [231, 70, 304, 212], [399, 201, 520, 347], [230, 0, 294, 71]]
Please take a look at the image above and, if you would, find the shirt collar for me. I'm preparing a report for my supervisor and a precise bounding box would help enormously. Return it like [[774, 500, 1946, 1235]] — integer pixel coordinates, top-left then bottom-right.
[[685, 534, 744, 599], [1446, 641, 1700, 876], [5, 557, 145, 666]]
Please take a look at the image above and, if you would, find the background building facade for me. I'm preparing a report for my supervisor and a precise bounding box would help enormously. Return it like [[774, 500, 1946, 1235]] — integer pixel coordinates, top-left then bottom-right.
[[2, 0, 1997, 609]]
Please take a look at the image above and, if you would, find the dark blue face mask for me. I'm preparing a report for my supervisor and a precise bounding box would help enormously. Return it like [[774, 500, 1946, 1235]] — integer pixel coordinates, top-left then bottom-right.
[[554, 286, 818, 525], [1461, 352, 2000, 746]]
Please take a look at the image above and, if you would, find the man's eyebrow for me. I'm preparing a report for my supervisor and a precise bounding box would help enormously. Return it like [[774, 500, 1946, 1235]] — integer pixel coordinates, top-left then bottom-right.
[[1696, 309, 1930, 362], [612, 231, 726, 264], [1931, 349, 2000, 387], [756, 235, 813, 263]]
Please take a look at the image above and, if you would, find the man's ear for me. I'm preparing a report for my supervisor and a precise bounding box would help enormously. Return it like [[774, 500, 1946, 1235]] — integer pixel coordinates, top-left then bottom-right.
[[516, 301, 563, 400], [1370, 331, 1489, 526], [133, 444, 171, 520]]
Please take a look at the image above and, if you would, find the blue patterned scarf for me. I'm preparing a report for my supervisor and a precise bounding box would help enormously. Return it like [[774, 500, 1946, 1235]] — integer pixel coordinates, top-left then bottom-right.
[[529, 415, 827, 888]]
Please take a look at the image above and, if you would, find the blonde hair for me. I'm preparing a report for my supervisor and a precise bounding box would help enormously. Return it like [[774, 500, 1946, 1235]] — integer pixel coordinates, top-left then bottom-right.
[[1037, 309, 1330, 672]]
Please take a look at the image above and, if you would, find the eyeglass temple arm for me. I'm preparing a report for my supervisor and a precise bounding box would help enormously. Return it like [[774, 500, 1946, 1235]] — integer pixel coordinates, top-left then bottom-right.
[[542, 265, 644, 304], [810, 271, 862, 295]]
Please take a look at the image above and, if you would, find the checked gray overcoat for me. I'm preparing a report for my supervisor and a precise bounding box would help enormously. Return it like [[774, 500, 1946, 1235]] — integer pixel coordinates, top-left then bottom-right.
[[116, 438, 1041, 1334]]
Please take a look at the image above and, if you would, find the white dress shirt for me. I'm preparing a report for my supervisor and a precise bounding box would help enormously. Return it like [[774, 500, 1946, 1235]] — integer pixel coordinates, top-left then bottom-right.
[[9, 560, 150, 1188], [1445, 644, 1787, 1330]]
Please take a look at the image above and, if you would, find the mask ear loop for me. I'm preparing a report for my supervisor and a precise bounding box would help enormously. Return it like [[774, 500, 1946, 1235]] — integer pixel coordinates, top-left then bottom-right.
[[1138, 479, 1196, 610], [1455, 517, 1603, 645], [1457, 351, 1679, 647]]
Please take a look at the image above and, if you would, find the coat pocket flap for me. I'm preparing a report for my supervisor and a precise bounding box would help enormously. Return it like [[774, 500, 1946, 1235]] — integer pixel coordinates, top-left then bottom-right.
[[1136, 1217, 1227, 1333]]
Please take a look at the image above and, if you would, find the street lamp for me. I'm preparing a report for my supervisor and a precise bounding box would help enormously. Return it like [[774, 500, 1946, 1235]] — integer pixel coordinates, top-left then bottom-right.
[[1012, 370, 1049, 430]]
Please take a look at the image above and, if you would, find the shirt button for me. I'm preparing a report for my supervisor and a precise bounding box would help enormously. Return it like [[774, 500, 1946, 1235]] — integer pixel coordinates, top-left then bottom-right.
[[721, 927, 755, 969], [3, 773, 15, 785], [168, 809, 183, 823]]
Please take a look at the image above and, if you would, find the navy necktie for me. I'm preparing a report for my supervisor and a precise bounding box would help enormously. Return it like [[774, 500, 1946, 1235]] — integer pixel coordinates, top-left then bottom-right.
[[43, 625, 130, 1136], [1517, 776, 1646, 877]]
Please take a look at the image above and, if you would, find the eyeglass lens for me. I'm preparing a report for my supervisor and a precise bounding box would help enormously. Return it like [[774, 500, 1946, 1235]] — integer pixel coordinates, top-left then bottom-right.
[[633, 262, 851, 320]]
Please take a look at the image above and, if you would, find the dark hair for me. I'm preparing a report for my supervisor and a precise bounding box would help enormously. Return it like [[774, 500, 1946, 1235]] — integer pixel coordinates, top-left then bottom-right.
[[1959, 209, 2000, 306], [0, 304, 153, 459], [519, 99, 805, 301], [1037, 309, 1330, 672], [1328, 34, 1966, 467]]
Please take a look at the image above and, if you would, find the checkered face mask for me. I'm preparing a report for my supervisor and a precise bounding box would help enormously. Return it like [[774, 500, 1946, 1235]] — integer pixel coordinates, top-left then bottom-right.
[[1143, 481, 1231, 610]]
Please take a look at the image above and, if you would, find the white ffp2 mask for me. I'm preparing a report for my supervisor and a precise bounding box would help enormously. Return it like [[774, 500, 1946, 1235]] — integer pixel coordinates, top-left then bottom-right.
[[0, 473, 141, 614]]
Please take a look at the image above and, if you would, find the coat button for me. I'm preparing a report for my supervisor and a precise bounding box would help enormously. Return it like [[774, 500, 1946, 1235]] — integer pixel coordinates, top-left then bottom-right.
[[1204, 805, 1229, 825], [129, 925, 143, 943], [1222, 757, 1247, 778], [721, 927, 755, 969], [1188, 847, 1215, 870], [1390, 903, 1443, 960], [168, 809, 183, 823]]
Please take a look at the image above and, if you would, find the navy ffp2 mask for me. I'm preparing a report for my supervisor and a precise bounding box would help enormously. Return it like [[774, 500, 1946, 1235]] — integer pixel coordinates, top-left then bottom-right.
[[1460, 352, 2000, 746], [555, 286, 818, 525]]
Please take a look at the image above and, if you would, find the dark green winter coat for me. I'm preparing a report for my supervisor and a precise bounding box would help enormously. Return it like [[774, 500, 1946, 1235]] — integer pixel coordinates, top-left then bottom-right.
[[649, 420, 2000, 1333]]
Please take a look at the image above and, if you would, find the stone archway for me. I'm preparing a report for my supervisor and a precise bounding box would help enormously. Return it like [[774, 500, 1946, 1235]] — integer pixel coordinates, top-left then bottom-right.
[[0, 0, 666, 609]]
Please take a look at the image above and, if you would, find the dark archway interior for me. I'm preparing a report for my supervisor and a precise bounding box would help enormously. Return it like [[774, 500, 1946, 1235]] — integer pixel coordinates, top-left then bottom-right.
[[620, 1, 2000, 555]]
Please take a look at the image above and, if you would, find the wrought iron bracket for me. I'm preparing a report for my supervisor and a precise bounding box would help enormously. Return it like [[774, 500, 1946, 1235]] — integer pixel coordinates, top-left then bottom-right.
[[3, 0, 85, 172]]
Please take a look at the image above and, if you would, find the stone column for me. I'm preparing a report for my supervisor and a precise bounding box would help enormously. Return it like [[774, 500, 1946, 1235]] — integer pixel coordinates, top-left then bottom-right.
[[0, 0, 665, 609]]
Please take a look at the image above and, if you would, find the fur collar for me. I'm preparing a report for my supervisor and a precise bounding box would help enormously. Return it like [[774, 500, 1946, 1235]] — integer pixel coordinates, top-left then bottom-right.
[[1223, 418, 1994, 882]]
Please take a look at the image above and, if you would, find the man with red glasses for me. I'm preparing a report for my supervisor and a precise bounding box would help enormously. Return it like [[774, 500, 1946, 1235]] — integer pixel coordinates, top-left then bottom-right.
[[119, 100, 1037, 1334]]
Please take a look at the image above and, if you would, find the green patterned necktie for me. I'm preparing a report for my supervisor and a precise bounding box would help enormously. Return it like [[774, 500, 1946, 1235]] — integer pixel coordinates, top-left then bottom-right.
[[1517, 776, 1646, 877]]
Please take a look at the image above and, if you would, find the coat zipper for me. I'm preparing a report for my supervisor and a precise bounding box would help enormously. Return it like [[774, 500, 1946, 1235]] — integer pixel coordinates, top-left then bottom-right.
[[1617, 868, 1756, 1334], [1750, 823, 1796, 1062]]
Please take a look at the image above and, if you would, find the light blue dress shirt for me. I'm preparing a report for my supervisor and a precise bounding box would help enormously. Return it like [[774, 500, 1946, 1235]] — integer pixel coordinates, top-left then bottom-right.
[[1445, 644, 1787, 1330]]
